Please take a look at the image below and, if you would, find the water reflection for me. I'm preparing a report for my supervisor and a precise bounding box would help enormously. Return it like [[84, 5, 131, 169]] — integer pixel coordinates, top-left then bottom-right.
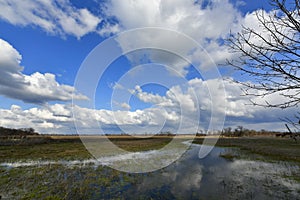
[[126, 144, 300, 199]]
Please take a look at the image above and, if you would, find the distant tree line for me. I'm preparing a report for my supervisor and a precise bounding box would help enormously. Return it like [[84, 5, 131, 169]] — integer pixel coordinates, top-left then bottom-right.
[[104, 131, 176, 136], [221, 126, 281, 137], [157, 131, 175, 136], [0, 126, 39, 137]]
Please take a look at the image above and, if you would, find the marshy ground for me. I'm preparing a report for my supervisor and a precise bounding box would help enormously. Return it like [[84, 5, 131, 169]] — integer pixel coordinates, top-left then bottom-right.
[[1, 135, 300, 199]]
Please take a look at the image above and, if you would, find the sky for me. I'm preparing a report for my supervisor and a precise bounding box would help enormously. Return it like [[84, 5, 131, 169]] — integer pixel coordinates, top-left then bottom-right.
[[0, 0, 296, 134]]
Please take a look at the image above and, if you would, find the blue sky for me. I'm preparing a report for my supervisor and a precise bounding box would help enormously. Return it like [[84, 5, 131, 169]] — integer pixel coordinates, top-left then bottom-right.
[[0, 0, 294, 134]]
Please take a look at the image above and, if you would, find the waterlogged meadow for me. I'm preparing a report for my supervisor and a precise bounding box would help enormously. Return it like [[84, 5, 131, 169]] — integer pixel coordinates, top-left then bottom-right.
[[0, 139, 300, 199]]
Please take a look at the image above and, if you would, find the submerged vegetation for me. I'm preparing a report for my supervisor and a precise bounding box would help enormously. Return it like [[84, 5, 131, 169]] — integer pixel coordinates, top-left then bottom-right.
[[0, 164, 141, 199]]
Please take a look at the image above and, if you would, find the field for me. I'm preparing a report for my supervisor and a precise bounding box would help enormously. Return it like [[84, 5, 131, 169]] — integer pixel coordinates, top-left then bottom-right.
[[0, 135, 176, 162], [1, 135, 300, 162]]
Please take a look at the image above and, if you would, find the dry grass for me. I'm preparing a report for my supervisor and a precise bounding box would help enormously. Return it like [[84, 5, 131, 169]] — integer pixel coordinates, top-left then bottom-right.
[[1, 135, 300, 163]]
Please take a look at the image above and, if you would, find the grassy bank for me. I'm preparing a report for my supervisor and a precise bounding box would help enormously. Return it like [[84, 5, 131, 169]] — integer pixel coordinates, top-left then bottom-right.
[[193, 137, 300, 163], [0, 136, 174, 162]]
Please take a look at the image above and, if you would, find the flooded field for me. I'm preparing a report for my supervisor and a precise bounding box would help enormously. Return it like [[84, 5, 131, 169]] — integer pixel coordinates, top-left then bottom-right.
[[1, 141, 300, 199]]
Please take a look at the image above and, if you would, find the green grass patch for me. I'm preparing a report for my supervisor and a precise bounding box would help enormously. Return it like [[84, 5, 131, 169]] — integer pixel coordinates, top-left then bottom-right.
[[193, 137, 300, 163], [0, 137, 179, 162]]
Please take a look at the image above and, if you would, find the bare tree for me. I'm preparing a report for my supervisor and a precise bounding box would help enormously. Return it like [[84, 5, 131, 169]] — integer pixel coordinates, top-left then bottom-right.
[[227, 0, 300, 108], [226, 0, 300, 130]]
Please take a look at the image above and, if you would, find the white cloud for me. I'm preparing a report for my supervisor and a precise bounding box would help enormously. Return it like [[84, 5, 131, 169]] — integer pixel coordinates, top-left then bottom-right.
[[0, 0, 282, 73], [121, 102, 131, 110], [0, 38, 88, 104], [0, 76, 294, 134], [0, 0, 118, 38], [108, 0, 240, 38], [130, 85, 174, 107], [112, 101, 131, 111], [0, 0, 288, 72], [0, 105, 63, 132], [112, 78, 294, 133], [0, 103, 180, 134], [241, 9, 292, 48], [107, 0, 295, 77], [106, 0, 243, 75]]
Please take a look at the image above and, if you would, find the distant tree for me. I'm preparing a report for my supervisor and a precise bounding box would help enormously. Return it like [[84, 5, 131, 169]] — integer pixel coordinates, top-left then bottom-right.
[[222, 127, 233, 137], [28, 128, 35, 133], [196, 129, 207, 137], [158, 131, 175, 136], [0, 126, 38, 136], [19, 128, 37, 135], [227, 0, 300, 129], [234, 126, 244, 137]]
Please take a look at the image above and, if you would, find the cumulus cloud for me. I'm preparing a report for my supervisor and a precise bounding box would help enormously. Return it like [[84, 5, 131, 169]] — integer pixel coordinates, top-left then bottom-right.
[[0, 0, 118, 38], [0, 38, 88, 104], [0, 77, 292, 135], [0, 76, 293, 134], [111, 78, 292, 133], [108, 0, 240, 38], [106, 0, 294, 76], [120, 102, 131, 110], [130, 85, 175, 107], [0, 0, 283, 73], [0, 105, 65, 131], [240, 9, 296, 48], [0, 103, 180, 134], [0, 0, 287, 72], [105, 0, 243, 75]]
